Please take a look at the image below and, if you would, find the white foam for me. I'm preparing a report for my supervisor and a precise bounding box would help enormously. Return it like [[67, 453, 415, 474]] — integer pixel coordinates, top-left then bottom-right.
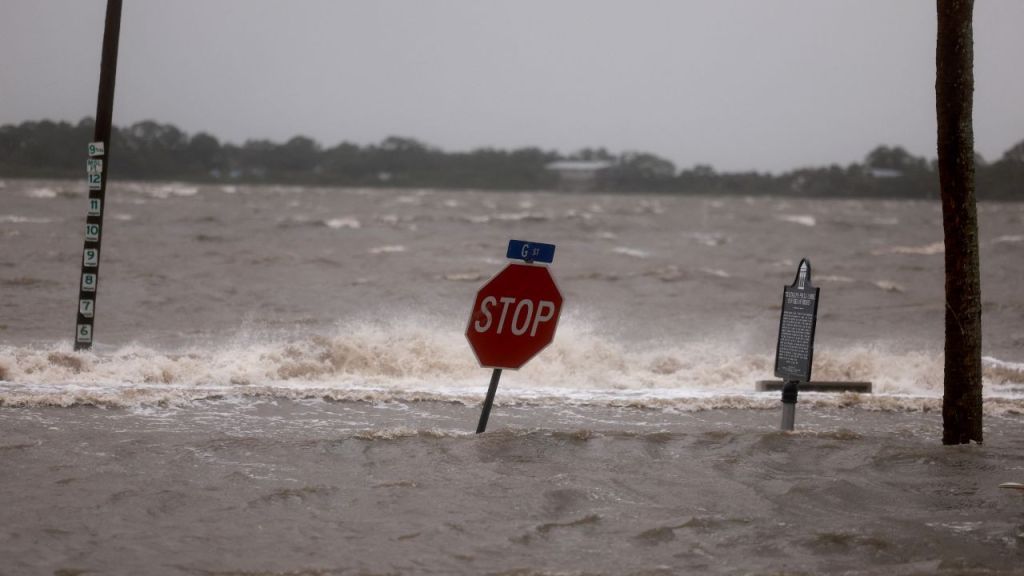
[[776, 215, 816, 227], [817, 275, 856, 283], [0, 215, 56, 224], [872, 242, 944, 256], [690, 232, 728, 247], [611, 247, 650, 259], [326, 217, 361, 230], [144, 184, 200, 199], [700, 268, 731, 278], [369, 245, 407, 254], [993, 235, 1024, 245], [26, 187, 58, 199], [872, 280, 905, 293], [1, 319, 1021, 411]]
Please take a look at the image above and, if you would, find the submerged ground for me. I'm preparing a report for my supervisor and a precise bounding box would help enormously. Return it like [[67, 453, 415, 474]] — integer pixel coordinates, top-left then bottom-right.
[[2, 401, 1023, 575]]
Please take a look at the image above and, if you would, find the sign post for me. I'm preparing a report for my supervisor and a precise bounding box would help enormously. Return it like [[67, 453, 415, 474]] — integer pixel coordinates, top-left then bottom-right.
[[74, 0, 123, 351], [467, 240, 562, 433], [773, 259, 820, 431]]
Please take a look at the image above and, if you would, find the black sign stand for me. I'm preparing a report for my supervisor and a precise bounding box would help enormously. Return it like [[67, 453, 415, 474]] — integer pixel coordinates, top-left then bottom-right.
[[74, 0, 123, 351], [773, 259, 820, 431], [476, 368, 503, 434]]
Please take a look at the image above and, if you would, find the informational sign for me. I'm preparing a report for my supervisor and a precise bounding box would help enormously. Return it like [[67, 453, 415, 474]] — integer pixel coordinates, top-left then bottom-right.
[[774, 259, 819, 382], [466, 263, 563, 370], [506, 239, 556, 264], [88, 141, 105, 157]]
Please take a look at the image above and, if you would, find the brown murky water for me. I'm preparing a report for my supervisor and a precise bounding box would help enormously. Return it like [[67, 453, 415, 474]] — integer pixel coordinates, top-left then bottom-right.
[[2, 179, 1023, 573]]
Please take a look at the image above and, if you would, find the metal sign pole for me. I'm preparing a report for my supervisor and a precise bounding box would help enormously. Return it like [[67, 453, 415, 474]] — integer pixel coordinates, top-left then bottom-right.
[[476, 368, 503, 433], [781, 380, 799, 431], [74, 0, 123, 351]]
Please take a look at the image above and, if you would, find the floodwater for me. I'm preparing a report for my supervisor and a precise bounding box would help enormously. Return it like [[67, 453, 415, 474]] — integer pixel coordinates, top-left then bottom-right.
[[1, 179, 1023, 574]]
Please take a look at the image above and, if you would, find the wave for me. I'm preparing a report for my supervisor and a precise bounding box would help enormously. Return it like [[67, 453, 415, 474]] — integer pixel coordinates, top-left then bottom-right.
[[776, 214, 816, 227], [0, 215, 58, 224], [1, 318, 1022, 412]]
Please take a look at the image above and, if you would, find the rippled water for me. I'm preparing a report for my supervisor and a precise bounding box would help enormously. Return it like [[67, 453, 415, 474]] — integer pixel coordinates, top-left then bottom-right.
[[1, 179, 1023, 573]]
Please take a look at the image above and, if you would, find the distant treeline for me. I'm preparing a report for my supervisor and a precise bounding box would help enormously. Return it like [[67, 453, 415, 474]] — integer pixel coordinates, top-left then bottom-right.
[[2, 118, 1023, 199]]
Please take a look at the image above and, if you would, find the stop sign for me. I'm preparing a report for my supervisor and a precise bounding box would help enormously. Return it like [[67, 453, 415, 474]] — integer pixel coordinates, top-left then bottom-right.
[[466, 263, 563, 369]]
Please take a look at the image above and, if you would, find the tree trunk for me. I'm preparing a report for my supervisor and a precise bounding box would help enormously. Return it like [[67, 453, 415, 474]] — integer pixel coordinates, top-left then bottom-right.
[[936, 0, 982, 444]]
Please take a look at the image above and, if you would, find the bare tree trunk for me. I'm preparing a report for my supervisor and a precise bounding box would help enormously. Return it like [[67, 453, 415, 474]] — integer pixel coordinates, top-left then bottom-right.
[[936, 0, 982, 444]]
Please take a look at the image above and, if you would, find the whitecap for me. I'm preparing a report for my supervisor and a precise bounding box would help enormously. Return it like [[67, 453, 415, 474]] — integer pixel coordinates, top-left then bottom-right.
[[442, 272, 482, 282], [872, 280, 905, 293], [776, 214, 816, 227], [690, 232, 728, 247], [611, 247, 649, 259], [0, 215, 55, 224], [369, 245, 406, 254], [326, 217, 361, 230], [817, 275, 855, 283], [145, 184, 199, 199], [700, 268, 731, 278], [1, 327, 1022, 412], [27, 187, 58, 199], [872, 242, 944, 256], [993, 235, 1024, 245], [493, 212, 549, 222]]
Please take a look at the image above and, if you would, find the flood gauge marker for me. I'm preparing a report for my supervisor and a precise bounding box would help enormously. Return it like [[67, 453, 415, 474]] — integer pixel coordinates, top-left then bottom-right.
[[74, 0, 122, 351]]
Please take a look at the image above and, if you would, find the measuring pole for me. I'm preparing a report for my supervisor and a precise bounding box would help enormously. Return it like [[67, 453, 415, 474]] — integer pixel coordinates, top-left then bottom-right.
[[74, 0, 123, 351], [475, 368, 503, 433]]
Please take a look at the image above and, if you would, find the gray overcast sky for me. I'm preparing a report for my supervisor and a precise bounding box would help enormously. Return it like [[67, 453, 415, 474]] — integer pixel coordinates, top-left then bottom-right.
[[2, 1, 1022, 173]]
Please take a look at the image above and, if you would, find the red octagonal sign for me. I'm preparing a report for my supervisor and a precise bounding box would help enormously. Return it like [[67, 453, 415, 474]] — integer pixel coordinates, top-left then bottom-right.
[[466, 263, 563, 369]]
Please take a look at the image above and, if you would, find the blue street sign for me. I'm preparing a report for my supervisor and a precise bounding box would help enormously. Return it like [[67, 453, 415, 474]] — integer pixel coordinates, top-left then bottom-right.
[[507, 239, 556, 264]]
